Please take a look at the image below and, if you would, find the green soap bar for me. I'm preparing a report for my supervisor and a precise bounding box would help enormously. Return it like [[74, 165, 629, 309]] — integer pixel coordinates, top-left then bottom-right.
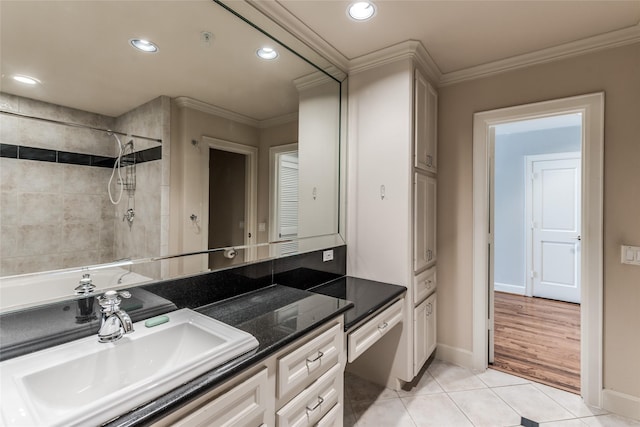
[[145, 315, 170, 328]]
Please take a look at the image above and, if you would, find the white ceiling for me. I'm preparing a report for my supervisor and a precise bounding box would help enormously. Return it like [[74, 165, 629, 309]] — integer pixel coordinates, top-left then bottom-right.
[[273, 0, 640, 74], [2, 1, 639, 119], [0, 1, 320, 119]]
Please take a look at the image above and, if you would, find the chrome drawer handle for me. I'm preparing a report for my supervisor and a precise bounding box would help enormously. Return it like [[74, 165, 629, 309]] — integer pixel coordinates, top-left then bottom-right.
[[306, 396, 324, 413], [306, 351, 324, 364], [378, 322, 389, 331]]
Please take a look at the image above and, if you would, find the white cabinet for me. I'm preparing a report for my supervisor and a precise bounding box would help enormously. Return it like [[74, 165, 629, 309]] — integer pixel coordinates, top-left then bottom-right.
[[277, 323, 342, 398], [154, 317, 346, 427], [413, 266, 436, 303], [413, 292, 437, 377], [414, 173, 437, 273], [347, 299, 404, 363], [347, 54, 437, 386], [276, 363, 342, 427], [414, 69, 438, 174], [171, 368, 269, 427]]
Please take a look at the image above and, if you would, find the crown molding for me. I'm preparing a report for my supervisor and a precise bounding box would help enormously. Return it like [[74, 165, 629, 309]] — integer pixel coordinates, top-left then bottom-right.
[[293, 71, 337, 91], [247, 0, 349, 80], [439, 23, 640, 86], [259, 112, 298, 128], [349, 40, 442, 85], [174, 97, 297, 129]]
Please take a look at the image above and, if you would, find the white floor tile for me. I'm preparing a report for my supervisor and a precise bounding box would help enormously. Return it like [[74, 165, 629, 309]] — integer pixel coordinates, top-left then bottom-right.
[[402, 394, 474, 427], [581, 414, 640, 426], [532, 383, 608, 417], [449, 388, 521, 427], [477, 369, 531, 388], [428, 360, 488, 392], [398, 371, 444, 397], [492, 384, 575, 423], [351, 398, 416, 427]]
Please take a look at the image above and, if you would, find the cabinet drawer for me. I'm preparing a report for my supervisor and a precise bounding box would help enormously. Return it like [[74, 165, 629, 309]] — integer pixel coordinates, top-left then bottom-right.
[[315, 403, 342, 427], [172, 368, 268, 427], [277, 323, 342, 398], [414, 266, 436, 304], [347, 298, 404, 363], [276, 363, 342, 427]]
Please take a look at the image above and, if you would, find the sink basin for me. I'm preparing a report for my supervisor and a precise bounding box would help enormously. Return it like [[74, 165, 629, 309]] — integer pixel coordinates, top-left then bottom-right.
[[0, 309, 259, 427]]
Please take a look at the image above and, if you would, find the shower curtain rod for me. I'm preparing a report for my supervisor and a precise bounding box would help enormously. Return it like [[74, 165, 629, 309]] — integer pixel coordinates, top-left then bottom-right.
[[0, 110, 163, 144]]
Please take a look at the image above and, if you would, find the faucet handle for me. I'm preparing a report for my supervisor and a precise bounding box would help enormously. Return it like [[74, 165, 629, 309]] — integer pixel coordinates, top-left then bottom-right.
[[98, 290, 131, 309], [74, 273, 96, 295]]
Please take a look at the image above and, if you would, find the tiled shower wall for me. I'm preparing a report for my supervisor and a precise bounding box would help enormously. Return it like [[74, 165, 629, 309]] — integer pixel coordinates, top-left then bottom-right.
[[0, 93, 168, 277], [112, 96, 170, 280]]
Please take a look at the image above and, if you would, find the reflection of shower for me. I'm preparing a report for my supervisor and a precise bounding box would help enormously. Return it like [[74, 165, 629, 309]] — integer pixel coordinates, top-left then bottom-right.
[[107, 132, 136, 228]]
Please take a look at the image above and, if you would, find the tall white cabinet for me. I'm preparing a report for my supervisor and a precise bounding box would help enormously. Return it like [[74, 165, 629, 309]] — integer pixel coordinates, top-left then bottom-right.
[[347, 55, 438, 387]]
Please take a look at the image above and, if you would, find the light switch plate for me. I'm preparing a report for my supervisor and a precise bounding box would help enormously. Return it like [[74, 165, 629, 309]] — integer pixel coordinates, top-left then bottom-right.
[[323, 250, 334, 262], [620, 245, 640, 266]]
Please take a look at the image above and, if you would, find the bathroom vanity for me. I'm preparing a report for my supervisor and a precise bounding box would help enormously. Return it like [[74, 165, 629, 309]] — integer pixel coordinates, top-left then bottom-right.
[[0, 246, 408, 427]]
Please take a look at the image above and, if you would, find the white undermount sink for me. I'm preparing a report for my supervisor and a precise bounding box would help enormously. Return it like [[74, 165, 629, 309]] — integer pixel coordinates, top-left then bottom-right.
[[0, 308, 259, 427]]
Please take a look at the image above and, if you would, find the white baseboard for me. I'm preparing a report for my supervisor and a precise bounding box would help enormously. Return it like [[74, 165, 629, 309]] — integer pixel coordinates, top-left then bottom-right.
[[602, 389, 640, 421], [494, 282, 526, 295], [435, 343, 474, 370]]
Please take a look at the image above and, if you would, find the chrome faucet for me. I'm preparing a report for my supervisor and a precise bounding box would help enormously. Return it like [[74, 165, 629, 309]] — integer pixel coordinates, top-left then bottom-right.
[[97, 290, 134, 343]]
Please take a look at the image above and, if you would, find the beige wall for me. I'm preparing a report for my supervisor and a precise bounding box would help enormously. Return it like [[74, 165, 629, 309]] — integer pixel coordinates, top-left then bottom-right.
[[438, 42, 640, 398]]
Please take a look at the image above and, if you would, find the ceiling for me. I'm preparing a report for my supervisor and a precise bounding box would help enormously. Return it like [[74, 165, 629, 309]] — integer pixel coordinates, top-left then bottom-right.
[[0, 1, 319, 119], [1, 1, 638, 119], [267, 0, 640, 78]]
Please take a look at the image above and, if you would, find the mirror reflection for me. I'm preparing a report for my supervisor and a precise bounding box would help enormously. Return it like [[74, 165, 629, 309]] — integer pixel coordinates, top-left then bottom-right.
[[0, 0, 342, 312]]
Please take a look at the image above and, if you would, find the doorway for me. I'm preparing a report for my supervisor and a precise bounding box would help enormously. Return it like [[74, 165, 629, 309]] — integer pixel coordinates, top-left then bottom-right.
[[491, 115, 583, 392], [472, 93, 604, 407], [202, 136, 257, 270]]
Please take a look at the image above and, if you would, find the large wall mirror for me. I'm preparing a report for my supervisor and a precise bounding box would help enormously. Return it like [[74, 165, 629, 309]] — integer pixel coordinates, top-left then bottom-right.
[[0, 0, 345, 313]]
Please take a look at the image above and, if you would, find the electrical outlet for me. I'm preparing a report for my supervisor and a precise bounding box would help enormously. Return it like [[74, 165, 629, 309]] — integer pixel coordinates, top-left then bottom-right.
[[323, 250, 334, 262]]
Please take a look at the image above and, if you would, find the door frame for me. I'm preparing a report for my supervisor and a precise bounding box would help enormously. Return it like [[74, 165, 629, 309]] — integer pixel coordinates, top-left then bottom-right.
[[472, 93, 604, 406], [201, 136, 258, 268], [525, 152, 581, 300]]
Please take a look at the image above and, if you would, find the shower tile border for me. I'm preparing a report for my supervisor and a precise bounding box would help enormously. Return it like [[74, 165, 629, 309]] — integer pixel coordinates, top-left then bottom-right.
[[0, 143, 161, 168]]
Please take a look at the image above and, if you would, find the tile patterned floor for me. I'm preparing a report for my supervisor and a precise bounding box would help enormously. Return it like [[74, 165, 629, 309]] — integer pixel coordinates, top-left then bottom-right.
[[344, 360, 640, 427]]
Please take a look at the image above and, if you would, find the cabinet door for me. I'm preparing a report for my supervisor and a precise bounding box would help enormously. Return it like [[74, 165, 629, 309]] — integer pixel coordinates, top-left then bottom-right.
[[414, 69, 438, 173], [414, 173, 437, 272], [413, 293, 437, 377], [171, 368, 268, 427]]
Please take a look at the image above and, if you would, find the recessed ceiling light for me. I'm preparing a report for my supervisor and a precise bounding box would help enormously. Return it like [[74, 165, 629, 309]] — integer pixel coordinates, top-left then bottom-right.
[[129, 39, 159, 53], [348, 1, 376, 21], [257, 47, 278, 60], [13, 75, 39, 85]]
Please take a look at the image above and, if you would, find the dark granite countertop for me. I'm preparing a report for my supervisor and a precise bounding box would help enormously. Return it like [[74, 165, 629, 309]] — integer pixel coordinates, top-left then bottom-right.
[[105, 285, 352, 427], [310, 276, 407, 331]]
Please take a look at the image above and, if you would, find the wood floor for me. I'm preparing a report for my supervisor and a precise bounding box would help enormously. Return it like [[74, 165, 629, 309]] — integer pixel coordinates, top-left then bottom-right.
[[492, 291, 581, 394]]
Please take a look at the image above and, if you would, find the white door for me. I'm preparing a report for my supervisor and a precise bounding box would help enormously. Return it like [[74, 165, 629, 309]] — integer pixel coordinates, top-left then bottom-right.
[[529, 154, 581, 303]]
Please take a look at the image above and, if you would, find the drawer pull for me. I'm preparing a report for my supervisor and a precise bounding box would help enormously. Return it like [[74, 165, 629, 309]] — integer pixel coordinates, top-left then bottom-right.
[[306, 396, 324, 413], [378, 322, 389, 331], [306, 351, 324, 364]]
